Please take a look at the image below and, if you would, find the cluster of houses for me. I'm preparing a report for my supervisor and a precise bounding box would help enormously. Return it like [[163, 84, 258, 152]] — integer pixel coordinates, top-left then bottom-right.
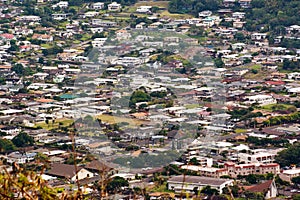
[[0, 0, 299, 199]]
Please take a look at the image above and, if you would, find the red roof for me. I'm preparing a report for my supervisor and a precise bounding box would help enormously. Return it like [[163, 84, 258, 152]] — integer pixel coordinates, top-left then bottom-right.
[[0, 33, 14, 39], [260, 163, 279, 167], [246, 180, 273, 193], [265, 81, 285, 85]]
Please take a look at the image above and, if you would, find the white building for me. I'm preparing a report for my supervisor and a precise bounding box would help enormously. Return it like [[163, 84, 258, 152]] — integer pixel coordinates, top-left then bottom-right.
[[108, 2, 121, 11], [52, 1, 68, 9], [18, 15, 41, 22], [280, 168, 300, 183], [92, 2, 105, 10], [168, 175, 233, 194], [232, 12, 245, 19], [238, 152, 276, 164], [287, 72, 300, 80], [84, 11, 99, 18], [244, 94, 276, 106], [136, 6, 152, 13], [225, 162, 280, 178], [52, 13, 69, 20], [199, 10, 212, 18], [251, 33, 267, 41], [7, 152, 37, 164], [92, 38, 107, 48]]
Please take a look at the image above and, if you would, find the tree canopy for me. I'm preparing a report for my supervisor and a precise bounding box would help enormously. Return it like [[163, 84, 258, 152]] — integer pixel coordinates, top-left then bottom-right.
[[0, 139, 16, 152], [276, 143, 300, 167], [12, 132, 34, 148]]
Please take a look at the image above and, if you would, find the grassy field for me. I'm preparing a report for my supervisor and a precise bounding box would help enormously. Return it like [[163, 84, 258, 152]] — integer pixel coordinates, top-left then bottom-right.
[[159, 10, 193, 19], [234, 128, 247, 134], [96, 114, 148, 126], [125, 1, 192, 19], [185, 104, 200, 109], [259, 104, 295, 112], [243, 65, 269, 80], [35, 118, 74, 130], [40, 43, 53, 49], [135, 1, 169, 8]]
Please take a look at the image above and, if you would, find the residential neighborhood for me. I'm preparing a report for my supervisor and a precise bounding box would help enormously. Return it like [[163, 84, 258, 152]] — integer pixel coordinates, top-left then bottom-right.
[[0, 0, 299, 199]]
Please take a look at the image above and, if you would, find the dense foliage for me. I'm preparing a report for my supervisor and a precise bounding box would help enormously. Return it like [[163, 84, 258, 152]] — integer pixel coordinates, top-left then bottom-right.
[[246, 0, 300, 32], [276, 143, 300, 167], [12, 132, 34, 148], [168, 0, 300, 33], [169, 0, 221, 15]]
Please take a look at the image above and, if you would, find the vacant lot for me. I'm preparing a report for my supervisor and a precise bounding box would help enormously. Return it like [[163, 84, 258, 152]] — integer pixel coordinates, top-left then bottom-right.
[[97, 114, 148, 126]]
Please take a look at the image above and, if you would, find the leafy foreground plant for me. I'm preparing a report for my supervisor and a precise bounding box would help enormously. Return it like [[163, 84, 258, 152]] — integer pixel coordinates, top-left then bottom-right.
[[0, 163, 83, 200]]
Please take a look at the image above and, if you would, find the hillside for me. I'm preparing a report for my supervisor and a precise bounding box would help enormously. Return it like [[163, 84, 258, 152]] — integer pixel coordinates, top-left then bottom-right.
[[168, 0, 300, 32]]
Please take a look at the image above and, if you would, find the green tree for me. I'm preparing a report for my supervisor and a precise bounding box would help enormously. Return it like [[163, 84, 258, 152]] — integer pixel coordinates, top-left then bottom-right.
[[129, 89, 151, 108], [189, 157, 199, 165], [12, 132, 34, 147], [0, 139, 16, 152], [245, 174, 258, 184], [106, 176, 129, 194], [292, 176, 300, 186], [11, 64, 25, 75], [234, 32, 245, 42], [201, 185, 219, 196], [276, 143, 300, 167], [214, 58, 224, 68]]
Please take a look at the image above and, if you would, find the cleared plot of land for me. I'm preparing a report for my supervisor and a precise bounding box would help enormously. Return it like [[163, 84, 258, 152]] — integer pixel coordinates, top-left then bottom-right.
[[96, 114, 148, 126], [185, 104, 201, 109], [135, 1, 170, 8], [159, 10, 193, 19], [259, 104, 296, 112], [234, 128, 247, 134], [35, 118, 74, 130]]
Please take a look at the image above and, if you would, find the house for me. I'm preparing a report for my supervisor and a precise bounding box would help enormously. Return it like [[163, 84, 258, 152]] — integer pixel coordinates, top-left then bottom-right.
[[47, 163, 94, 182], [223, 0, 235, 7], [0, 33, 15, 40], [286, 25, 300, 34], [0, 126, 21, 135], [18, 15, 41, 22], [202, 17, 215, 27], [92, 38, 107, 48], [224, 162, 280, 178], [136, 6, 152, 13], [32, 34, 53, 42], [52, 13, 70, 20], [244, 94, 276, 106], [167, 175, 234, 194], [233, 21, 246, 28], [148, 22, 163, 29], [238, 0, 252, 8], [108, 2, 121, 11], [251, 33, 267, 41], [287, 72, 300, 80], [238, 151, 276, 164], [181, 165, 228, 178], [198, 10, 212, 18], [116, 29, 131, 40], [280, 168, 300, 183], [84, 11, 99, 18], [232, 12, 245, 19], [90, 27, 104, 34], [92, 19, 117, 27], [135, 22, 146, 29], [14, 27, 34, 37], [52, 1, 68, 9], [7, 152, 37, 164], [244, 180, 278, 199], [85, 160, 114, 175], [92, 2, 104, 10]]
